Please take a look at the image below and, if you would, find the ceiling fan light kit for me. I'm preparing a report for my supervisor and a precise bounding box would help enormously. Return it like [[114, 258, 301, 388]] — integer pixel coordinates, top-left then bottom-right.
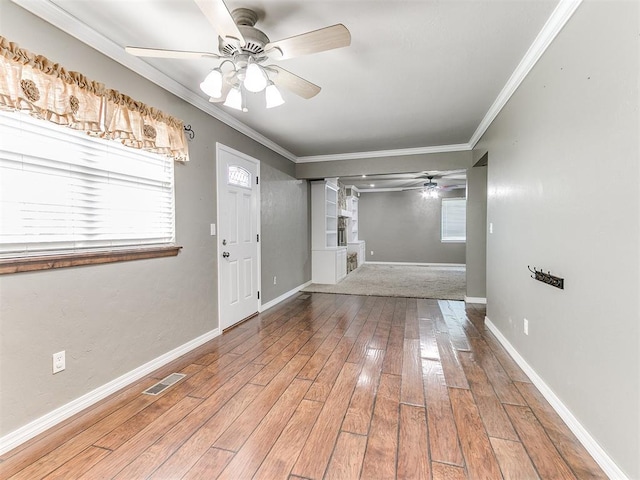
[[244, 62, 268, 92], [265, 82, 285, 109], [421, 186, 439, 199], [223, 85, 245, 111], [126, 0, 351, 113], [200, 67, 224, 97]]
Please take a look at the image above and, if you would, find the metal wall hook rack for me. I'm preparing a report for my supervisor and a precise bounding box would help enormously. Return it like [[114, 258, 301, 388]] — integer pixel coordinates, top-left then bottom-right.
[[183, 124, 195, 140], [528, 266, 564, 289]]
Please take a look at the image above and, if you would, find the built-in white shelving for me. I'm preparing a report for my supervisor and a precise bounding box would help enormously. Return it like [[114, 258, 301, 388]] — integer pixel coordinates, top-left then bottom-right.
[[311, 179, 347, 284]]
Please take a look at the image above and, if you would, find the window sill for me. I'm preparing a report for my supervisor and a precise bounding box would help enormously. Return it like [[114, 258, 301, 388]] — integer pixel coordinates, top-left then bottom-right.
[[0, 246, 182, 275]]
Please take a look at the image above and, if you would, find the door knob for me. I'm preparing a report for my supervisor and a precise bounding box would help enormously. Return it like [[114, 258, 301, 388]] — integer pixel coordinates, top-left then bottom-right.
[[222, 251, 230, 258]]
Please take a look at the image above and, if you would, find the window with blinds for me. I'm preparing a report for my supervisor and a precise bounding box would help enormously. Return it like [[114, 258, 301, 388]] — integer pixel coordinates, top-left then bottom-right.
[[441, 197, 466, 242], [0, 110, 175, 258]]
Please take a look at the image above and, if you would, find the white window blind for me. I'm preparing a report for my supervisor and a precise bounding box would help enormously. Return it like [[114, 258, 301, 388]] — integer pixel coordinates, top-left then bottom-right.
[[0, 110, 175, 258], [441, 197, 466, 242]]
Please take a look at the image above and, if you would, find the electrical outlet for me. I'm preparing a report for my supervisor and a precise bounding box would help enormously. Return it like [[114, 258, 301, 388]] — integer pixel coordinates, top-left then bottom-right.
[[523, 318, 529, 335], [273, 276, 277, 285], [370, 250, 374, 256], [210, 223, 216, 236], [53, 351, 65, 374]]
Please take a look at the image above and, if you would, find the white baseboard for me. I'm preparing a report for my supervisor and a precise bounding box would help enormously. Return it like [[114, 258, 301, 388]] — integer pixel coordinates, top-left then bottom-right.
[[0, 327, 220, 456], [260, 280, 312, 312], [365, 261, 465, 267], [464, 296, 487, 304], [484, 317, 628, 480]]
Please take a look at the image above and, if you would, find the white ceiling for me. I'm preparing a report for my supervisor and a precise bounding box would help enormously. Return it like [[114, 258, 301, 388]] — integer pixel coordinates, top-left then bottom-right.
[[17, 0, 560, 160], [339, 169, 467, 192]]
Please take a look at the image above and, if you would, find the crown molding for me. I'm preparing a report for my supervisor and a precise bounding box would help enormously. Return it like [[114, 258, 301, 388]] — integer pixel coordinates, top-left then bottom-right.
[[296, 143, 472, 163], [358, 187, 407, 193], [468, 0, 583, 148], [12, 0, 582, 165], [11, 0, 298, 163]]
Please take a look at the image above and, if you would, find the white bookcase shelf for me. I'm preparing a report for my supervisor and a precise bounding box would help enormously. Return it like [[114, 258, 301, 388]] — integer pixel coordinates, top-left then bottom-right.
[[311, 179, 347, 284]]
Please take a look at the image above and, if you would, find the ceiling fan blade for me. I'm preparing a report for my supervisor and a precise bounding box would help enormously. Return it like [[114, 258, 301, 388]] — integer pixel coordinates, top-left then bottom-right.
[[266, 65, 321, 99], [420, 169, 467, 179], [440, 184, 467, 191], [125, 46, 220, 59], [266, 24, 351, 60], [193, 0, 245, 46]]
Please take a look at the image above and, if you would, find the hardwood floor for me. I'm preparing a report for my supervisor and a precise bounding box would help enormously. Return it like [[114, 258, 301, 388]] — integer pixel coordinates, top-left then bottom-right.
[[0, 294, 607, 479]]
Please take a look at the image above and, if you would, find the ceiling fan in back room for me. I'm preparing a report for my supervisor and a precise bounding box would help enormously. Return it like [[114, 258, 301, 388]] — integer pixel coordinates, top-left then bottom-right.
[[125, 0, 351, 112], [401, 172, 466, 199]]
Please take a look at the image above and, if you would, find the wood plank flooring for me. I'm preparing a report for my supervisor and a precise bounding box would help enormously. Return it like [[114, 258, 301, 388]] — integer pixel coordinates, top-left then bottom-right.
[[0, 294, 607, 480]]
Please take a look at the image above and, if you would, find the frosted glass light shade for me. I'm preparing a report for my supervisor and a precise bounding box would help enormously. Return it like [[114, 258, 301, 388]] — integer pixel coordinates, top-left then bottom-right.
[[421, 188, 439, 199], [224, 87, 243, 110], [265, 83, 285, 108], [200, 69, 223, 98], [244, 63, 267, 93]]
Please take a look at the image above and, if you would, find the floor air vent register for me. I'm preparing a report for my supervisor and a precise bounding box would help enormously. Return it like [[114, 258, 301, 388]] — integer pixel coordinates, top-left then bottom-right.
[[142, 373, 186, 395]]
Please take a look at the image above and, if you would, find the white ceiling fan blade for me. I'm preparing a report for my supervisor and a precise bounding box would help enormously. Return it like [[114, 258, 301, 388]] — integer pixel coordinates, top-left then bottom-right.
[[193, 0, 245, 46], [125, 46, 220, 59], [266, 24, 350, 60], [440, 184, 467, 191], [266, 65, 321, 99]]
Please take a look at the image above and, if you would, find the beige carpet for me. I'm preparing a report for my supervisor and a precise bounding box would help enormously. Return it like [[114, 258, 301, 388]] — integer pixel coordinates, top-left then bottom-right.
[[302, 264, 466, 300]]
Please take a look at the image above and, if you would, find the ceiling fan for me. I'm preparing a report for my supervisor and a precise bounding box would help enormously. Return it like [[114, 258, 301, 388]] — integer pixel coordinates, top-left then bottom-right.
[[402, 176, 440, 198], [125, 0, 351, 112], [402, 174, 466, 198]]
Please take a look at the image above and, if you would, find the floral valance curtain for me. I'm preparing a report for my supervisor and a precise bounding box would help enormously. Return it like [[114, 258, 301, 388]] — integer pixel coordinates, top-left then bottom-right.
[[0, 36, 189, 162]]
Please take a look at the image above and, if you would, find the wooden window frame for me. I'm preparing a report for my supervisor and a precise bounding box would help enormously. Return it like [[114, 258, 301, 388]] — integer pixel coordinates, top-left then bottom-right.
[[0, 246, 182, 275]]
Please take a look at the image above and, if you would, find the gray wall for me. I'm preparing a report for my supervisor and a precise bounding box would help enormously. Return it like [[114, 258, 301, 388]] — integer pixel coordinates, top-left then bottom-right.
[[0, 2, 309, 436], [260, 165, 311, 301], [359, 190, 466, 264], [477, 1, 639, 477], [465, 166, 487, 298]]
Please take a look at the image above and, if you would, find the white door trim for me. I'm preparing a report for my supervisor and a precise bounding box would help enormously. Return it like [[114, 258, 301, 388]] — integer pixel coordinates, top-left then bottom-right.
[[216, 143, 261, 330]]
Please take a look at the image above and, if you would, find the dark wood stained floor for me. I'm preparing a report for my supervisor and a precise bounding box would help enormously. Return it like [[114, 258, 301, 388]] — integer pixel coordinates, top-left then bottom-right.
[[0, 293, 607, 479]]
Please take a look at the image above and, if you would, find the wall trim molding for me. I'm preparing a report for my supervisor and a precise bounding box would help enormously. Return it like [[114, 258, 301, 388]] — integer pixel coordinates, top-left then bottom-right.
[[12, 0, 582, 165], [484, 316, 628, 480], [296, 143, 472, 163], [0, 327, 220, 456], [260, 280, 312, 312], [468, 0, 583, 147], [464, 296, 486, 304], [366, 261, 465, 268], [361, 186, 466, 194]]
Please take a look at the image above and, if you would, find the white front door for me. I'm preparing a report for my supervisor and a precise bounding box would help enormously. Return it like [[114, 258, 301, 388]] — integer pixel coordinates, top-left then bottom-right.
[[217, 144, 260, 330]]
